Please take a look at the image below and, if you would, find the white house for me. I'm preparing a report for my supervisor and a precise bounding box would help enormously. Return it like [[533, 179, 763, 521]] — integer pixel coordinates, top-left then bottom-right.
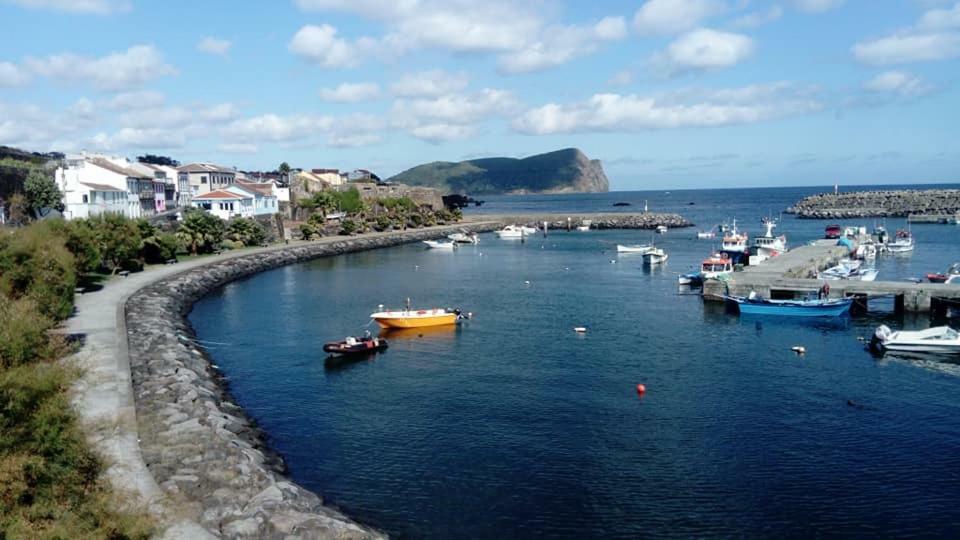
[[177, 163, 236, 204], [190, 182, 278, 220], [55, 154, 145, 219]]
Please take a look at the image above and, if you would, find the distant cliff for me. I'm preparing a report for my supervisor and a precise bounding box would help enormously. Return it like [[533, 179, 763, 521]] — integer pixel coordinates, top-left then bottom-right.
[[387, 148, 610, 195]]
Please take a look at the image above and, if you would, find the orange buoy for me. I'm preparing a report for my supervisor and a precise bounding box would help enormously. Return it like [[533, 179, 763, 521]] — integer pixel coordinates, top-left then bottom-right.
[[636, 384, 646, 395]]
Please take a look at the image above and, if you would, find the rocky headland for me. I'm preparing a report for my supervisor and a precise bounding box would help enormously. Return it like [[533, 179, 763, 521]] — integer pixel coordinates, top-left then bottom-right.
[[785, 189, 960, 219]]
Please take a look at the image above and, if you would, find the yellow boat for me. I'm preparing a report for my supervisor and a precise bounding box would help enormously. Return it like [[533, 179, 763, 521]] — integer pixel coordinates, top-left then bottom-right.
[[370, 308, 462, 329]]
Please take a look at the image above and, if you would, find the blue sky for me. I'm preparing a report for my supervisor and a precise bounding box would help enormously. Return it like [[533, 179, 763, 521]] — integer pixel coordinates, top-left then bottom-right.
[[0, 0, 958, 190]]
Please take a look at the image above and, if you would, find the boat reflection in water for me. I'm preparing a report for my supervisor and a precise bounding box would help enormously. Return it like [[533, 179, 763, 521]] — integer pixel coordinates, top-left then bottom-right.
[[378, 325, 460, 342]]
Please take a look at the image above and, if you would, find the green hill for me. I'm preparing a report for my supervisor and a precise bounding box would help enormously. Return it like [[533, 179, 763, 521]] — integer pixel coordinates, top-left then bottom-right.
[[387, 148, 610, 195]]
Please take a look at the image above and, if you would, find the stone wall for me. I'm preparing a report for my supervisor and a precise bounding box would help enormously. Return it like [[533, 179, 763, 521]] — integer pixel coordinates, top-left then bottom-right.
[[786, 189, 960, 219], [486, 213, 693, 229], [125, 223, 497, 539]]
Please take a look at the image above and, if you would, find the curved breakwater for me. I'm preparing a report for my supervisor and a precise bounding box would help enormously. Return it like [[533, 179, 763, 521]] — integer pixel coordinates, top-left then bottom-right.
[[124, 224, 496, 538]]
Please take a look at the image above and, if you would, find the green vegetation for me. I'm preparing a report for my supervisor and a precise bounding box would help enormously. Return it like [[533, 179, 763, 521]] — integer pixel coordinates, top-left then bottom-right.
[[23, 169, 63, 214], [225, 218, 266, 248], [387, 147, 609, 195], [297, 187, 365, 214], [176, 209, 225, 255], [0, 221, 153, 538]]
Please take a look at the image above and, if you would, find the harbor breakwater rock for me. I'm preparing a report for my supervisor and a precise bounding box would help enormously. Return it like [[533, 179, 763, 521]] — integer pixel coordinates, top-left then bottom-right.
[[785, 189, 960, 219], [125, 223, 497, 539], [483, 213, 693, 229]]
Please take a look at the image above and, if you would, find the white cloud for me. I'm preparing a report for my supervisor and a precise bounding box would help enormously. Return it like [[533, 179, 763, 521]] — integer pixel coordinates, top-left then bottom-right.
[[391, 88, 519, 142], [91, 127, 186, 150], [318, 82, 381, 102], [863, 70, 932, 97], [218, 142, 258, 154], [4, 0, 131, 14], [653, 28, 754, 74], [293, 0, 418, 19], [733, 5, 783, 28], [390, 69, 469, 98], [852, 32, 960, 64], [633, 0, 726, 35], [25, 44, 176, 90], [288, 24, 378, 68], [792, 0, 844, 13], [107, 90, 166, 110], [498, 17, 628, 74], [327, 133, 383, 147], [224, 114, 334, 143], [852, 2, 960, 65], [512, 83, 821, 135], [0, 61, 31, 87], [197, 37, 231, 56], [408, 123, 476, 143]]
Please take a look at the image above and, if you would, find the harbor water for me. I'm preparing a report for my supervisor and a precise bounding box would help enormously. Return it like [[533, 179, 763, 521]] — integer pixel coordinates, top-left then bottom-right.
[[189, 186, 960, 537]]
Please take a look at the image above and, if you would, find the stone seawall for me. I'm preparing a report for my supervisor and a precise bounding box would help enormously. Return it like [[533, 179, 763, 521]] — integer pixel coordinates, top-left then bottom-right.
[[125, 223, 496, 538], [786, 189, 960, 219], [474, 212, 693, 229]]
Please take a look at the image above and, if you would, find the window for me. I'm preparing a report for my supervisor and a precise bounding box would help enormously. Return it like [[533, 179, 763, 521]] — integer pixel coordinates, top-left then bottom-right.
[[201, 176, 208, 184], [82, 194, 88, 203]]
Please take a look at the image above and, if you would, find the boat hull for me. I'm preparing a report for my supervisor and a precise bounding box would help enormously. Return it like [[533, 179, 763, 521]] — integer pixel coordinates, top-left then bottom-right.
[[372, 312, 459, 328], [727, 296, 852, 317]]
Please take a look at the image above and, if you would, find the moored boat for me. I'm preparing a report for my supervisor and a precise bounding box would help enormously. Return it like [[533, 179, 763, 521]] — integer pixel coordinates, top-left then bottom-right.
[[725, 293, 853, 317], [656, 225, 668, 234], [423, 240, 457, 249], [678, 272, 703, 286], [870, 325, 960, 355], [927, 263, 960, 283], [323, 335, 388, 356], [886, 229, 914, 253], [721, 219, 748, 260], [696, 230, 716, 239], [752, 219, 787, 258], [448, 232, 479, 244], [494, 225, 526, 238], [370, 307, 466, 329], [643, 248, 668, 265], [701, 253, 734, 279], [617, 244, 654, 254]]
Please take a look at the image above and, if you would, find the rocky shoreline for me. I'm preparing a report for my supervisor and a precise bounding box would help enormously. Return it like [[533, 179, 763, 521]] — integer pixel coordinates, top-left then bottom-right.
[[125, 223, 497, 539], [785, 189, 960, 219], [474, 212, 693, 229]]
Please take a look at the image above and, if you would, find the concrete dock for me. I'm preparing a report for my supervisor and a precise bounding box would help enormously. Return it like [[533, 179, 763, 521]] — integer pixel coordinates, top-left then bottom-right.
[[702, 240, 960, 313]]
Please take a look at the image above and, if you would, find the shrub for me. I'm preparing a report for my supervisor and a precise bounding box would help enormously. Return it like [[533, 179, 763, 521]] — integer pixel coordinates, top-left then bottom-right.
[[0, 222, 77, 320], [380, 196, 416, 212], [87, 214, 142, 274], [226, 218, 266, 247], [375, 215, 391, 231], [339, 219, 358, 235], [299, 223, 318, 240], [0, 298, 61, 368]]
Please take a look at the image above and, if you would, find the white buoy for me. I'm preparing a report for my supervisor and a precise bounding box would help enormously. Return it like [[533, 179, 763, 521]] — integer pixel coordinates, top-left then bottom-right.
[[574, 327, 587, 333], [524, 280, 531, 284], [610, 259, 616, 264], [791, 346, 806, 354]]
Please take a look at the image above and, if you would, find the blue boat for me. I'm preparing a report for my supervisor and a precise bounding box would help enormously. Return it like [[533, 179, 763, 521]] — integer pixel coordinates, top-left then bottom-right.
[[724, 293, 853, 317]]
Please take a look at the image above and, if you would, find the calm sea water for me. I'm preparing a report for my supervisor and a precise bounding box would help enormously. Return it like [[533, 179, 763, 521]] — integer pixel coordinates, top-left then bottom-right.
[[190, 186, 960, 538]]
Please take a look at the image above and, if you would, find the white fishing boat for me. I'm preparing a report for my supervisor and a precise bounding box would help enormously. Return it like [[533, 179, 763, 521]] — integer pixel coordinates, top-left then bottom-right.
[[656, 225, 668, 234], [423, 240, 457, 250], [871, 325, 960, 355], [643, 248, 668, 265], [701, 253, 734, 279], [721, 219, 748, 255], [616, 244, 654, 254], [854, 242, 878, 260], [494, 225, 525, 238], [886, 230, 914, 253], [752, 219, 787, 258], [448, 232, 479, 244], [697, 230, 716, 239]]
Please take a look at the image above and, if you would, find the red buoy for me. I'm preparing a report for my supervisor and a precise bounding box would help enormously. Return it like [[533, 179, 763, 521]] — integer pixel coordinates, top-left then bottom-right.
[[636, 384, 646, 395]]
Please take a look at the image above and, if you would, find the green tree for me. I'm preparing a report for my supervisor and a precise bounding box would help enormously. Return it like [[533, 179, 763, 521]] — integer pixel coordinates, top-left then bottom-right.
[[23, 168, 63, 214], [175, 210, 224, 254], [47, 219, 101, 273], [0, 222, 77, 320], [225, 218, 266, 247], [137, 219, 177, 263], [89, 215, 141, 273]]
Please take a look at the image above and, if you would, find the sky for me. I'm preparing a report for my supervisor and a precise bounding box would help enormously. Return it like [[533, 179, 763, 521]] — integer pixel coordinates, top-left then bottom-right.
[[0, 0, 958, 190]]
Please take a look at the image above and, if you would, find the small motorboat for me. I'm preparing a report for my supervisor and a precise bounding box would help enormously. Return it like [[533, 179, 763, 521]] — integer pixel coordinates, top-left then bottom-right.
[[423, 240, 457, 249], [643, 248, 668, 265], [448, 232, 479, 244], [656, 225, 668, 234], [870, 325, 960, 355], [617, 244, 654, 254], [926, 263, 960, 283], [678, 272, 703, 286], [696, 230, 715, 239], [725, 292, 853, 317], [494, 225, 525, 238], [323, 335, 388, 356], [370, 307, 466, 329], [886, 229, 914, 253], [825, 224, 842, 239], [576, 225, 590, 231]]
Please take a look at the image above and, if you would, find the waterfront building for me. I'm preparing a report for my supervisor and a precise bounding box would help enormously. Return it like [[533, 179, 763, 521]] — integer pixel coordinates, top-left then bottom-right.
[[55, 154, 147, 219], [190, 184, 277, 219], [177, 162, 237, 203], [130, 162, 170, 214]]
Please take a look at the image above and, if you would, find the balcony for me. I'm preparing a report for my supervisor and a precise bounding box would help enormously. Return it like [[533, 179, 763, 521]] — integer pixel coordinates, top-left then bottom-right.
[[139, 188, 155, 200]]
